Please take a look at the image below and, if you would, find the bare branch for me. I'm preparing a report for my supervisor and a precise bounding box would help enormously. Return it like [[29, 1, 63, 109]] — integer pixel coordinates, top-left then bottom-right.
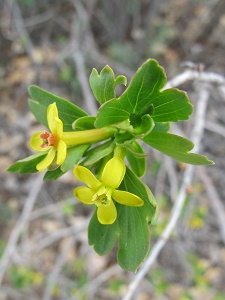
[[69, 264, 122, 300], [197, 166, 225, 244], [43, 237, 77, 300], [29, 198, 77, 220], [0, 173, 43, 285], [164, 69, 225, 89], [69, 0, 98, 115], [30, 221, 89, 253], [122, 83, 210, 300], [205, 120, 225, 138]]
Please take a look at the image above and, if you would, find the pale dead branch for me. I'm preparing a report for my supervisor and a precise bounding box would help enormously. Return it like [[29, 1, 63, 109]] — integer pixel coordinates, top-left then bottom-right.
[[122, 82, 210, 300], [0, 173, 44, 285]]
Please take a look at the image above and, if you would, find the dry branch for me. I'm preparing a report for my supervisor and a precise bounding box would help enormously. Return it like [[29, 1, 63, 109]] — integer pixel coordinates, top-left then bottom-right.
[[122, 83, 210, 300]]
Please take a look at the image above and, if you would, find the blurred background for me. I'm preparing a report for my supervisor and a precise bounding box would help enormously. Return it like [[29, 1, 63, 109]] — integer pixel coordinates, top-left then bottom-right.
[[1, 0, 225, 299]]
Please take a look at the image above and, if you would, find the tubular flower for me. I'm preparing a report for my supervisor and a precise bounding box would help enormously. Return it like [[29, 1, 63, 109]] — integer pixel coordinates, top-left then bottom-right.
[[73, 157, 144, 225], [30, 102, 66, 172]]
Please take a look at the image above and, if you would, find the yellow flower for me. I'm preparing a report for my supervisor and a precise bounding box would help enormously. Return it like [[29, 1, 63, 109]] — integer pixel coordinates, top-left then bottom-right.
[[30, 102, 67, 171], [73, 157, 144, 224], [30, 103, 117, 172]]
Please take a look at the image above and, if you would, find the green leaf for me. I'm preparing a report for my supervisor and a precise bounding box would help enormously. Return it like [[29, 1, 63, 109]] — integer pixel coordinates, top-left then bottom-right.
[[28, 85, 88, 131], [90, 65, 127, 105], [43, 144, 90, 180], [151, 88, 192, 122], [72, 116, 96, 130], [44, 167, 65, 180], [126, 141, 146, 177], [88, 167, 158, 272], [82, 140, 115, 166], [152, 122, 170, 133], [61, 144, 90, 172], [7, 153, 47, 174], [133, 114, 155, 137], [115, 131, 134, 145], [143, 132, 214, 165], [95, 59, 193, 128], [88, 209, 119, 255], [116, 167, 159, 271]]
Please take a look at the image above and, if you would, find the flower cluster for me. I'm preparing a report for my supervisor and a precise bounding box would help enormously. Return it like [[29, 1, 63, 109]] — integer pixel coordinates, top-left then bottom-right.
[[29, 103, 144, 224], [30, 102, 117, 171], [8, 59, 214, 271]]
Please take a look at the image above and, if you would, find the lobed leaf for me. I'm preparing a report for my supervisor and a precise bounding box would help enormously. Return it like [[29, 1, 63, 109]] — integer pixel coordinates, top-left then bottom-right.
[[90, 65, 127, 105], [95, 59, 193, 128]]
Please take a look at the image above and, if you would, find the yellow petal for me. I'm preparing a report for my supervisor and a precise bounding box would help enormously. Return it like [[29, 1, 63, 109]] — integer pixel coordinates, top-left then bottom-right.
[[30, 132, 50, 152], [97, 201, 117, 224], [73, 166, 101, 190], [36, 147, 56, 171], [101, 157, 126, 189], [47, 102, 58, 133], [55, 116, 63, 138], [74, 186, 95, 204], [113, 190, 144, 206], [56, 140, 67, 165]]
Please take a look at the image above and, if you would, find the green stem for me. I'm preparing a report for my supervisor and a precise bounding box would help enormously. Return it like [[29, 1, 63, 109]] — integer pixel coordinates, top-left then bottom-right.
[[114, 145, 126, 160], [61, 126, 117, 146]]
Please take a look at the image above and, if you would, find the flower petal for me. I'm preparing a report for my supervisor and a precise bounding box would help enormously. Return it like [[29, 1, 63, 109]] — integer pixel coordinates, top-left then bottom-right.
[[55, 116, 63, 138], [113, 190, 144, 206], [30, 132, 50, 152], [36, 147, 56, 171], [73, 166, 101, 190], [74, 186, 95, 204], [97, 201, 117, 224], [101, 157, 126, 188], [47, 102, 58, 133], [56, 140, 67, 165]]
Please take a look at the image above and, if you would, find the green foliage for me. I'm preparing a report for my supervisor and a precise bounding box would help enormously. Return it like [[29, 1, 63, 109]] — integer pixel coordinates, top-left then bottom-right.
[[90, 65, 126, 104], [17, 0, 36, 5], [72, 116, 96, 130], [62, 201, 75, 216], [89, 167, 159, 271], [9, 266, 42, 289], [59, 65, 74, 83], [126, 141, 146, 177], [28, 85, 88, 131], [149, 268, 169, 295], [7, 153, 47, 174], [106, 42, 140, 67], [187, 254, 210, 287], [109, 278, 125, 294], [44, 144, 89, 180], [95, 59, 192, 128], [82, 140, 115, 166], [0, 240, 6, 258], [143, 132, 214, 165], [7, 58, 214, 271], [188, 205, 208, 229]]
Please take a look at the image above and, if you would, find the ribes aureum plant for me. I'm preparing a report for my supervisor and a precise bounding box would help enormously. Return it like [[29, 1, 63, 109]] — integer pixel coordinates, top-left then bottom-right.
[[7, 59, 214, 272]]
